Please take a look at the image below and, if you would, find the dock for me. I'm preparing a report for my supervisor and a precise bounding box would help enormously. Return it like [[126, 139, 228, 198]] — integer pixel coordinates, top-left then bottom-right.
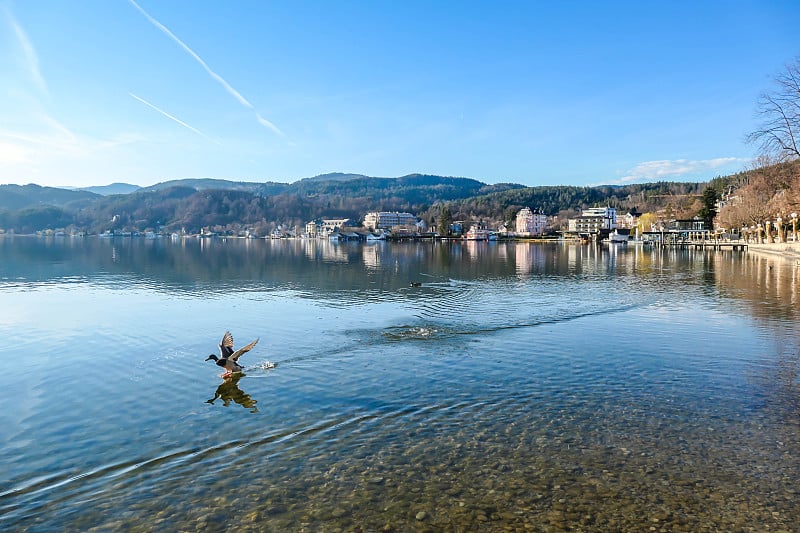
[[644, 239, 748, 251]]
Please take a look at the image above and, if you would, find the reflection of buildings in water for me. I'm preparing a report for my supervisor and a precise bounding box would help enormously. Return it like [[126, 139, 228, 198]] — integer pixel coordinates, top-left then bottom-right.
[[605, 241, 619, 267], [602, 241, 639, 273], [495, 242, 508, 262], [514, 243, 545, 275], [712, 252, 800, 428], [561, 242, 641, 277], [206, 374, 258, 413], [713, 252, 799, 329], [301, 239, 349, 263], [302, 237, 317, 261], [464, 240, 484, 262], [362, 243, 382, 270], [320, 241, 350, 263], [634, 244, 649, 269]]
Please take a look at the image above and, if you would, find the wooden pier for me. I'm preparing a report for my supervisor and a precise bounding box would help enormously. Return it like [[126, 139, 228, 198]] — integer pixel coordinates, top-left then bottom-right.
[[645, 240, 748, 251]]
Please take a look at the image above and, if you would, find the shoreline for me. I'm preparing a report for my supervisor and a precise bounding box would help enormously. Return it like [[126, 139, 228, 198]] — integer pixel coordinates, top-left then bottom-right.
[[746, 242, 800, 261]]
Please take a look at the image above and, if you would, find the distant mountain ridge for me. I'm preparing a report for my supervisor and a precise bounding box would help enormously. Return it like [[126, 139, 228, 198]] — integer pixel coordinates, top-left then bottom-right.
[[300, 172, 372, 183], [78, 183, 140, 196], [0, 184, 99, 210]]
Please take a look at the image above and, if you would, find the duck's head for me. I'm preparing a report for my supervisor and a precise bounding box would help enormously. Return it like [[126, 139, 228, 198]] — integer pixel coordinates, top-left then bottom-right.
[[205, 354, 219, 362]]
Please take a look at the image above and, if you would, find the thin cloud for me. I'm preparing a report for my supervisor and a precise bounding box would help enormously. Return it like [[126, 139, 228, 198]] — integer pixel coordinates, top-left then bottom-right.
[[256, 113, 283, 137], [130, 93, 219, 144], [0, 124, 143, 167], [4, 6, 48, 96], [128, 0, 284, 137], [613, 157, 747, 184]]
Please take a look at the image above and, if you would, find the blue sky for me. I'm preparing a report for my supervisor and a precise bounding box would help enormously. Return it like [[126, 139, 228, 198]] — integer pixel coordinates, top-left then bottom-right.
[[1, 1, 798, 188]]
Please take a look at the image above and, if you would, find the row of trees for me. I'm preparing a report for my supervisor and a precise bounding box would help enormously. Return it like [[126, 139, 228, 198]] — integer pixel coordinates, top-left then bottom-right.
[[717, 56, 800, 234]]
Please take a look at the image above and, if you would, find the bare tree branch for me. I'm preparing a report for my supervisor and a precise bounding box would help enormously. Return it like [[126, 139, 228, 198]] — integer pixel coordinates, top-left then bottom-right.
[[747, 57, 800, 161]]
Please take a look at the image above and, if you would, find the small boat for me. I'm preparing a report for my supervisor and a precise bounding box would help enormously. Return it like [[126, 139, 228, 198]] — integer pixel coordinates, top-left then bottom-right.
[[607, 230, 629, 244]]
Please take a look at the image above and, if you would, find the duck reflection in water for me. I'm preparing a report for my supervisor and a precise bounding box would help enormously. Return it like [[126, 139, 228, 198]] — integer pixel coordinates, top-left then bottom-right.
[[206, 373, 258, 413]]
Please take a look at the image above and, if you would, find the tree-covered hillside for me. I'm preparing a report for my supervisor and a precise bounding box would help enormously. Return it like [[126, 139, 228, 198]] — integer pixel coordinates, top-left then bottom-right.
[[420, 181, 715, 228], [0, 172, 742, 235], [0, 184, 99, 210]]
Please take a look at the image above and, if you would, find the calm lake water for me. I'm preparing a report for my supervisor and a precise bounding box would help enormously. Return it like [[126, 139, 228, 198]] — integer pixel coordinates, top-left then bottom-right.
[[1, 236, 798, 532]]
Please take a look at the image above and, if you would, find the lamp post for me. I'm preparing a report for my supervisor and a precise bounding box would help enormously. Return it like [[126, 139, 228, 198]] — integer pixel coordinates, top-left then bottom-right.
[[792, 212, 798, 242]]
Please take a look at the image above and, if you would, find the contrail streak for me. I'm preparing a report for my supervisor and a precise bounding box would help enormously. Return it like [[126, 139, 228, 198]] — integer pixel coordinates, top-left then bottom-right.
[[130, 93, 219, 144], [4, 6, 48, 96], [128, 0, 284, 137], [256, 113, 283, 137]]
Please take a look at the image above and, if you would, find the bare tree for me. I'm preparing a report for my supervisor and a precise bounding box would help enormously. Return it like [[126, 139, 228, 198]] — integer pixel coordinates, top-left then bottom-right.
[[747, 57, 800, 161]]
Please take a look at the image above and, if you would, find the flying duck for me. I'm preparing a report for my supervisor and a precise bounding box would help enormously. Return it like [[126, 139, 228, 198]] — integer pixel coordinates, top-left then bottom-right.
[[205, 331, 259, 376]]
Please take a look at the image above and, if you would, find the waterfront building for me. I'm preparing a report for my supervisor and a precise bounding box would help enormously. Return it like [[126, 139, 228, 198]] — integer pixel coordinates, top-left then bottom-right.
[[305, 218, 357, 238], [304, 220, 320, 238], [568, 207, 617, 233], [363, 211, 418, 231], [515, 207, 548, 236], [449, 221, 465, 236], [617, 208, 641, 229], [465, 221, 491, 240]]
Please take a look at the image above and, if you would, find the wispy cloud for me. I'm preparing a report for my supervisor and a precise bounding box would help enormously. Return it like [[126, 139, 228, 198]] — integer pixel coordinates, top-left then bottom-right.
[[4, 6, 47, 96], [130, 93, 219, 144], [256, 113, 283, 137], [128, 0, 284, 137], [613, 157, 747, 184], [1, 122, 141, 157]]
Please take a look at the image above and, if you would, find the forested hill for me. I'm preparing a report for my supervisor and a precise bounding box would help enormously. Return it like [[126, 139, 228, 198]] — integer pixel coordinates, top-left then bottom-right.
[[0, 172, 730, 235], [0, 184, 99, 211], [418, 181, 713, 224]]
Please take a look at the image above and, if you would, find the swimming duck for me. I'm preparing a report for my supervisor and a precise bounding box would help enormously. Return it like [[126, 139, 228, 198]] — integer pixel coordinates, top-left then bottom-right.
[[205, 331, 259, 376]]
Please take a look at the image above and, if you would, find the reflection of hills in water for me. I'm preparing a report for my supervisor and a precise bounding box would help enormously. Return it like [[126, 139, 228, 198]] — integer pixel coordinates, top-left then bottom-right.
[[1, 237, 795, 322]]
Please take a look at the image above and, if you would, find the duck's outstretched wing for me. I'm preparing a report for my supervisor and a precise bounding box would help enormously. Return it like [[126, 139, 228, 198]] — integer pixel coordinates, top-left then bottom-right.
[[219, 331, 235, 358], [230, 338, 259, 361]]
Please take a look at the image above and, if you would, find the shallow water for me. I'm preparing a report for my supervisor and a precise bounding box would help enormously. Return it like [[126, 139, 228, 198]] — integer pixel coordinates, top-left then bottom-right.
[[1, 236, 798, 531]]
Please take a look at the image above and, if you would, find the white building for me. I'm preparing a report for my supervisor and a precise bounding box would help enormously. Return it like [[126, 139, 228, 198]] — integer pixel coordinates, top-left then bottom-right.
[[568, 207, 617, 233], [515, 207, 548, 236], [363, 211, 418, 231], [305, 218, 356, 238], [616, 209, 641, 229]]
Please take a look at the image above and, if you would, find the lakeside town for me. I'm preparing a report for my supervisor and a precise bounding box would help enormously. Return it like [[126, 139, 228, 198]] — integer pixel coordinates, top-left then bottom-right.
[[10, 203, 799, 249]]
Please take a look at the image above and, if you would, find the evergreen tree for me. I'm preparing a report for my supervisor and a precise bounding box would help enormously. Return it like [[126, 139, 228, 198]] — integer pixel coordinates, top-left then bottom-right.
[[699, 187, 718, 228], [438, 206, 452, 236]]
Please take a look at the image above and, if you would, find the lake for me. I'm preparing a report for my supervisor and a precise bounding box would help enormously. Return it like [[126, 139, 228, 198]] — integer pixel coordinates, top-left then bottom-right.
[[1, 236, 798, 531]]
